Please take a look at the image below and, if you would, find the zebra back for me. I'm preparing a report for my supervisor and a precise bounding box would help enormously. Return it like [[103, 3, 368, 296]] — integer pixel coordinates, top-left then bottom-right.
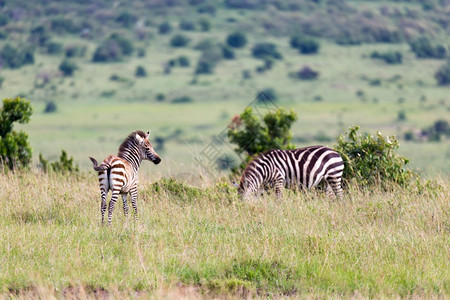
[[239, 146, 344, 198]]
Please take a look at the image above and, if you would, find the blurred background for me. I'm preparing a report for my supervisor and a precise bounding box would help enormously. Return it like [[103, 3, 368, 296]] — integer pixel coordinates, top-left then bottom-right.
[[0, 0, 449, 179]]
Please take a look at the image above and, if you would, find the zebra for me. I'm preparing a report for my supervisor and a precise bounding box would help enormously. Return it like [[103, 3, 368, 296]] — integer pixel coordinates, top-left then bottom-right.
[[89, 130, 161, 225], [238, 145, 344, 200]]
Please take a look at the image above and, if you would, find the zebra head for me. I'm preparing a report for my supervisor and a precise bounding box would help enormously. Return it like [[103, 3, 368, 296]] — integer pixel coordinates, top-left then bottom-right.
[[136, 131, 161, 165]]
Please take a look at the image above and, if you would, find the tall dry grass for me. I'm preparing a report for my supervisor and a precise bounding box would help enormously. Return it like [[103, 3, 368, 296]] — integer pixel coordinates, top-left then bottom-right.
[[0, 171, 448, 298]]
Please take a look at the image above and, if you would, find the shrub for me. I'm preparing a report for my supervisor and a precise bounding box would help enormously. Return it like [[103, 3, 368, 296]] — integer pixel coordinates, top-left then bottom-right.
[[334, 126, 414, 188], [199, 18, 211, 31], [226, 32, 247, 48], [291, 66, 319, 80], [65, 44, 86, 58], [50, 18, 79, 34], [222, 45, 235, 59], [256, 88, 277, 103], [59, 60, 77, 76], [172, 96, 193, 103], [434, 60, 450, 86], [179, 20, 196, 31], [290, 36, 320, 54], [135, 65, 147, 77], [409, 37, 447, 59], [92, 33, 134, 62], [170, 34, 190, 47], [158, 22, 172, 34], [195, 60, 215, 74], [0, 97, 33, 170], [44, 101, 57, 113], [39, 150, 79, 174], [46, 41, 63, 55], [0, 76, 4, 88], [370, 51, 402, 64], [1, 44, 34, 69], [178, 55, 190, 67], [116, 11, 137, 28], [251, 43, 282, 60], [227, 107, 297, 158]]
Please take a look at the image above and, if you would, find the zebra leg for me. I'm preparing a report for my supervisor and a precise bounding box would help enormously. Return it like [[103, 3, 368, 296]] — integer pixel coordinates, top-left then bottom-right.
[[122, 193, 129, 216], [107, 189, 120, 225], [327, 177, 343, 200], [130, 186, 139, 220], [100, 191, 107, 225], [274, 176, 284, 199], [325, 182, 334, 199]]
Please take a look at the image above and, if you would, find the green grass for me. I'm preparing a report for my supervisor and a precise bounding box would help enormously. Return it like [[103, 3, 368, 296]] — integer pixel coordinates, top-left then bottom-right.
[[0, 172, 448, 298]]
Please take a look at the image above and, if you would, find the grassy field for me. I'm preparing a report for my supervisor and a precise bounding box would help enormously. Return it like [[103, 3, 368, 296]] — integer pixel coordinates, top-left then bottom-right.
[[3, 39, 447, 178], [0, 172, 448, 298]]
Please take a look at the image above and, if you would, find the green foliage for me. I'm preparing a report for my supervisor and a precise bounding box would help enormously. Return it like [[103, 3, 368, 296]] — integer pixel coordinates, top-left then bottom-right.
[[170, 34, 190, 47], [135, 65, 147, 77], [409, 37, 447, 59], [421, 119, 450, 142], [44, 101, 57, 113], [59, 60, 77, 76], [46, 41, 63, 55], [150, 177, 202, 202], [158, 21, 172, 34], [434, 60, 450, 86], [39, 150, 79, 173], [0, 97, 33, 170], [92, 33, 134, 62], [256, 88, 277, 103], [226, 32, 247, 48], [290, 66, 319, 80], [334, 126, 415, 188], [370, 51, 402, 64], [290, 35, 320, 54], [251, 43, 282, 60], [172, 96, 194, 104], [179, 20, 196, 31], [1, 44, 34, 69], [227, 107, 297, 157]]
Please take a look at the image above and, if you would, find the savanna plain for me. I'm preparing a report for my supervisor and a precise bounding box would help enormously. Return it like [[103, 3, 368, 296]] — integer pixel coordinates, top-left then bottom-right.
[[0, 0, 449, 298]]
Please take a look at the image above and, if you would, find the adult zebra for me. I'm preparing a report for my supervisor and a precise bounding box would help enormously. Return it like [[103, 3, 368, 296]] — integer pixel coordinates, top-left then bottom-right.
[[89, 130, 161, 225], [238, 145, 344, 200]]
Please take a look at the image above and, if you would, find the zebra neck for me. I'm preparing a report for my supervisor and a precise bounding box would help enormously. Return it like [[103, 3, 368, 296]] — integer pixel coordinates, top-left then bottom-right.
[[118, 147, 142, 171]]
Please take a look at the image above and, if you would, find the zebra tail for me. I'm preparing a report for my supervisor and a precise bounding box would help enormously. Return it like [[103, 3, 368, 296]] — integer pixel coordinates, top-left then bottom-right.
[[89, 156, 109, 171]]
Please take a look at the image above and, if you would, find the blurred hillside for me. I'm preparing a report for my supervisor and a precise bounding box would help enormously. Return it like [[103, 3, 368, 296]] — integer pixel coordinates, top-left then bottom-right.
[[0, 0, 449, 177]]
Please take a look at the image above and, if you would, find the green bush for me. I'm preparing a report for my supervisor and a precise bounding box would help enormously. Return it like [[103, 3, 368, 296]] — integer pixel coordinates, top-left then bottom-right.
[[434, 60, 450, 86], [170, 34, 190, 47], [59, 60, 77, 76], [179, 20, 196, 31], [92, 33, 134, 62], [251, 43, 282, 60], [370, 51, 402, 64], [256, 88, 277, 103], [409, 37, 447, 59], [135, 65, 147, 77], [1, 44, 35, 69], [226, 32, 247, 48], [334, 126, 415, 188], [290, 36, 320, 54], [39, 150, 79, 173], [158, 21, 172, 34], [227, 107, 297, 157], [0, 97, 33, 170]]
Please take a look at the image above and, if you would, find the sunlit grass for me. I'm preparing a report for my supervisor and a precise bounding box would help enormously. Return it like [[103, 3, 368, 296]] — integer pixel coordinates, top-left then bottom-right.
[[0, 172, 448, 298]]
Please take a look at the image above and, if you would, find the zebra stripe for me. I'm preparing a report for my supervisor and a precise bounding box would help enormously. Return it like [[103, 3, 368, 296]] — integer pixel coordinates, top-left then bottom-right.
[[90, 130, 161, 225], [238, 145, 344, 199]]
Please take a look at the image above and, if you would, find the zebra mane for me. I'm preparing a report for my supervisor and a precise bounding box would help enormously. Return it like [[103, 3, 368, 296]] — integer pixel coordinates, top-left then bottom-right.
[[118, 130, 146, 154]]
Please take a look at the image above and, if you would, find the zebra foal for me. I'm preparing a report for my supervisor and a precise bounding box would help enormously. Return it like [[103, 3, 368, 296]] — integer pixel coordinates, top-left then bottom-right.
[[89, 130, 161, 225], [238, 145, 344, 200]]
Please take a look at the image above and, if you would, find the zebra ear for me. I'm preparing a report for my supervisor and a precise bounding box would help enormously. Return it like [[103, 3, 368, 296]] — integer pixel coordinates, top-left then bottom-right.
[[135, 133, 144, 143], [146, 130, 151, 138]]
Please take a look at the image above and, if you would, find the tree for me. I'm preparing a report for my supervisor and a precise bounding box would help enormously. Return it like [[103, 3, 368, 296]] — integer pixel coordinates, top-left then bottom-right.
[[409, 37, 447, 59], [0, 97, 33, 170], [227, 107, 297, 158], [251, 43, 282, 60]]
